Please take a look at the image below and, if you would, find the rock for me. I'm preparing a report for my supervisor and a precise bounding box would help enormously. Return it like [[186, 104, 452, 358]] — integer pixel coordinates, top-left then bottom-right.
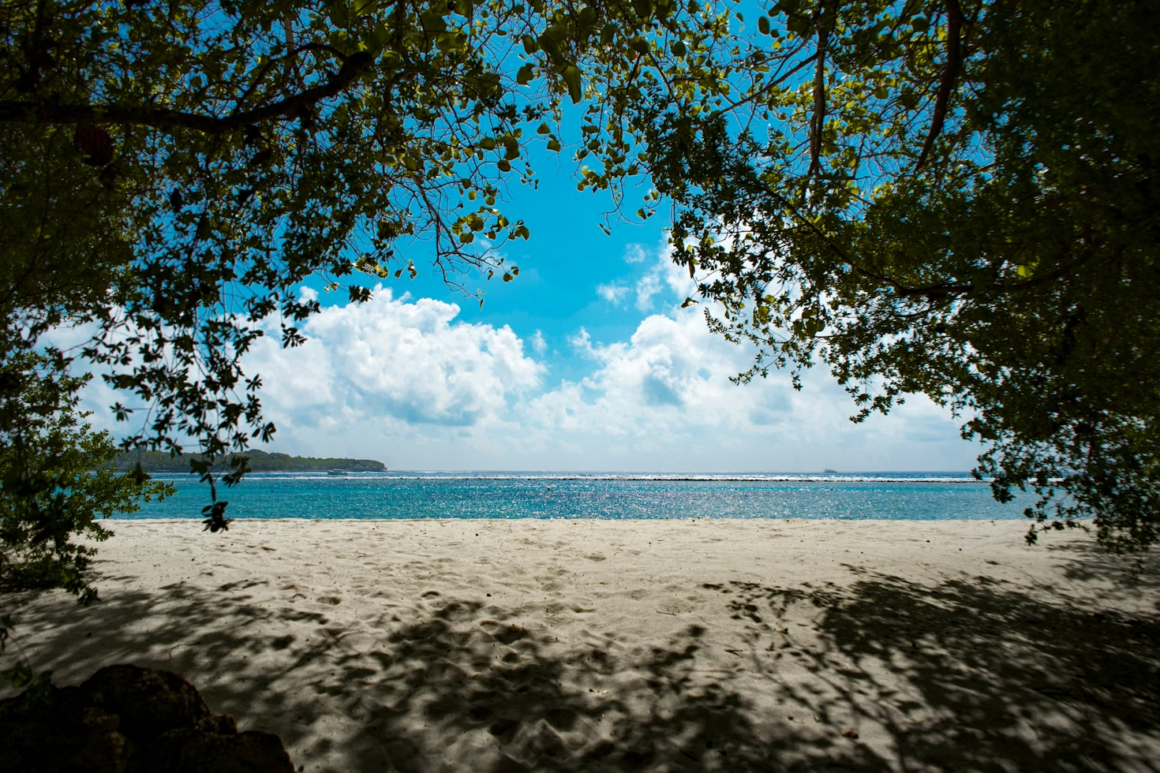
[[80, 664, 212, 738], [138, 728, 295, 773], [0, 665, 295, 773], [196, 712, 239, 735]]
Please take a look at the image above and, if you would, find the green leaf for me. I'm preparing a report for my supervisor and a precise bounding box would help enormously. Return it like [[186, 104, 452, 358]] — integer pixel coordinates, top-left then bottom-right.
[[325, 0, 351, 28], [561, 64, 583, 104], [502, 135, 520, 159], [516, 64, 535, 85]]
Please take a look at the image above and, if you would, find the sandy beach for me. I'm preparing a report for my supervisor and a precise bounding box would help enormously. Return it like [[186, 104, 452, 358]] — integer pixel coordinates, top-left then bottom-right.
[[2, 518, 1158, 772]]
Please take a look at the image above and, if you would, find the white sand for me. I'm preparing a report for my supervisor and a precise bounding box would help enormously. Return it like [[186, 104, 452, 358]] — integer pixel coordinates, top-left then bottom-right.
[[3, 518, 1158, 772]]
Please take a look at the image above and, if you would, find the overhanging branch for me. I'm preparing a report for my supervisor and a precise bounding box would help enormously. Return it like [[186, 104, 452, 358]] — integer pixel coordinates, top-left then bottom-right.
[[0, 51, 374, 133], [808, 6, 829, 178], [914, 0, 964, 172]]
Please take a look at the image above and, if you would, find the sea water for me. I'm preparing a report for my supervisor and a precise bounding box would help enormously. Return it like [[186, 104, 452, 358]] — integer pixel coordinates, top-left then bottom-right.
[[119, 472, 1030, 521]]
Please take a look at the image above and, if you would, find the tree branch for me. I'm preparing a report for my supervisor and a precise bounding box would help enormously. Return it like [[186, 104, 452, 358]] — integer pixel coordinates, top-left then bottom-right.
[[720, 50, 819, 116], [857, 258, 1081, 301], [914, 0, 963, 171], [235, 43, 350, 109], [808, 7, 829, 178], [0, 51, 375, 133]]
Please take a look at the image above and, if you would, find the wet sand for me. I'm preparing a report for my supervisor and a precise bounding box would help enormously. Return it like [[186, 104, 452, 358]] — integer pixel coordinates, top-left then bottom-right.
[[2, 518, 1158, 772]]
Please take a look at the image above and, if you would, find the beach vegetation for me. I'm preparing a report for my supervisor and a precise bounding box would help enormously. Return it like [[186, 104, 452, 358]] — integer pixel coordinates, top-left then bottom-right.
[[108, 448, 386, 473], [0, 345, 171, 601]]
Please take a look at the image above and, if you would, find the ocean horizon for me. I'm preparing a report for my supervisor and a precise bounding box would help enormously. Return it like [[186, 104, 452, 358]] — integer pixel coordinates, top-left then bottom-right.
[[121, 470, 1031, 521]]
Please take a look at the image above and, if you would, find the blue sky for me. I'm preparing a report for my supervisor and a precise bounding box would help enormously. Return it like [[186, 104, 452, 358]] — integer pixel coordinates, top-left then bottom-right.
[[69, 143, 982, 472]]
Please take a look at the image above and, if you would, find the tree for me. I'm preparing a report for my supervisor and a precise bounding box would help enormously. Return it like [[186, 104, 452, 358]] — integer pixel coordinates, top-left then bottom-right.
[[0, 341, 170, 600], [0, 0, 740, 585], [644, 0, 1160, 551]]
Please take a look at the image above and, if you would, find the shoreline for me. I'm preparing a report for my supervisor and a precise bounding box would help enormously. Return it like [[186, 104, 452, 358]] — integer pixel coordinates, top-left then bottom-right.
[[105, 515, 1038, 521], [3, 519, 1157, 772]]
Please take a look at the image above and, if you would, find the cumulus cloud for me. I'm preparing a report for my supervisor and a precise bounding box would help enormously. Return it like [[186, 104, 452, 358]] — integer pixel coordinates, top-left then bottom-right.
[[519, 310, 975, 471], [65, 269, 977, 471], [246, 286, 543, 429]]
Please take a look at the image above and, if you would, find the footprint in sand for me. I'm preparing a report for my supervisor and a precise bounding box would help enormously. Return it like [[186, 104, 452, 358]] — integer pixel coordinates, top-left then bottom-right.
[[545, 708, 578, 731], [586, 553, 607, 562], [656, 601, 691, 616], [488, 718, 519, 739], [480, 620, 529, 645], [435, 601, 481, 623]]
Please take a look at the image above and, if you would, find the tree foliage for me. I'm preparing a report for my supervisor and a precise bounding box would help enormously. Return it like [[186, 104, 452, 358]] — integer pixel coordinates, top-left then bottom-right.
[[646, 0, 1160, 550], [0, 0, 738, 467], [0, 0, 739, 574], [108, 448, 386, 472], [0, 341, 170, 599], [4, 0, 1154, 568]]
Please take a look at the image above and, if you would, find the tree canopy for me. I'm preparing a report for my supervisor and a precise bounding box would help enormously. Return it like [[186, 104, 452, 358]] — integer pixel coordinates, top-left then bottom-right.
[[648, 0, 1160, 551], [0, 0, 733, 520], [1, 0, 1156, 590], [0, 0, 740, 585]]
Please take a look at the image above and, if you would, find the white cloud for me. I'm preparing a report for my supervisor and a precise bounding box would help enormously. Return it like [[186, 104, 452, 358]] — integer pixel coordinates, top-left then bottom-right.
[[634, 272, 662, 311], [623, 243, 648, 263], [596, 282, 631, 306], [568, 328, 593, 354], [517, 310, 976, 471], [625, 237, 697, 312], [41, 317, 183, 436], [591, 236, 701, 313], [246, 286, 543, 429], [64, 277, 978, 472]]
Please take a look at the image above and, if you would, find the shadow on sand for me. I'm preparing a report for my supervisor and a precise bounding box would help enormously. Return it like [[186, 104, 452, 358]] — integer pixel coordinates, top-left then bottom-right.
[[3, 552, 1159, 773]]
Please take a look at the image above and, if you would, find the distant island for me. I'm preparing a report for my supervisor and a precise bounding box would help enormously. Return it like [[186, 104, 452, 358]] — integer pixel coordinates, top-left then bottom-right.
[[111, 449, 387, 473]]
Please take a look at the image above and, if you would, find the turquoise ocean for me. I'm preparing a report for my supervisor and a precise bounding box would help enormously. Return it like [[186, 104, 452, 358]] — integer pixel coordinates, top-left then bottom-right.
[[121, 472, 1029, 521]]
